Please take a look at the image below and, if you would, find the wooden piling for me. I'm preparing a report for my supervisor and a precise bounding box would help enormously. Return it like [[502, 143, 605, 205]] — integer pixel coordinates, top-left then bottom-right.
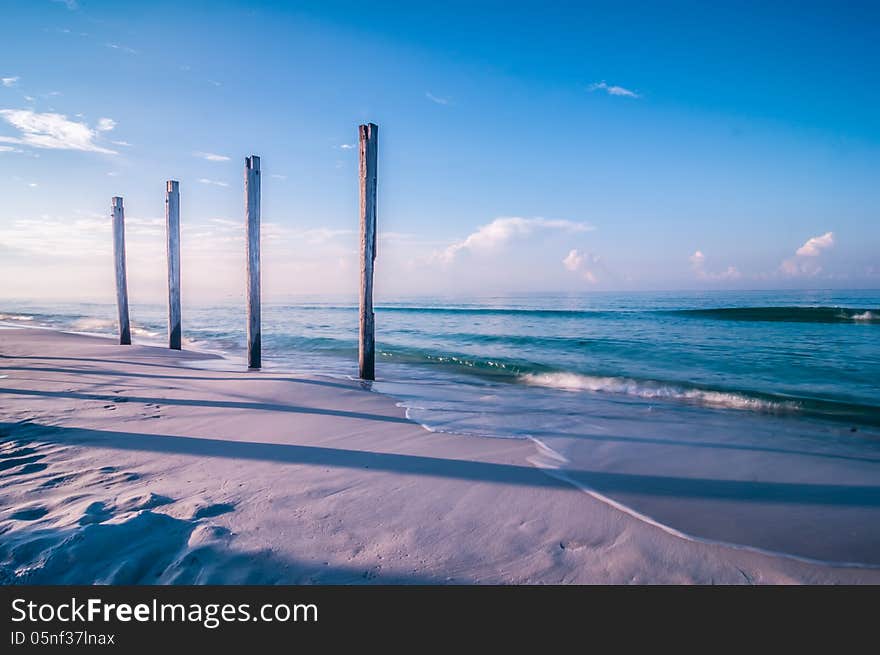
[[111, 196, 131, 345], [165, 180, 181, 350], [358, 123, 378, 380], [245, 156, 261, 369]]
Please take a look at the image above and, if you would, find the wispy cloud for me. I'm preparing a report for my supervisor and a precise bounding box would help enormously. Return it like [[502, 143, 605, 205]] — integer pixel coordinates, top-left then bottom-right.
[[270, 174, 287, 180], [194, 151, 230, 162], [96, 117, 116, 132], [294, 228, 356, 245], [425, 92, 450, 105], [0, 109, 117, 154], [588, 81, 640, 98], [198, 178, 229, 187], [111, 140, 131, 147], [437, 217, 593, 264], [1, 77, 19, 87], [689, 250, 741, 280], [51, 0, 78, 9], [105, 43, 137, 55]]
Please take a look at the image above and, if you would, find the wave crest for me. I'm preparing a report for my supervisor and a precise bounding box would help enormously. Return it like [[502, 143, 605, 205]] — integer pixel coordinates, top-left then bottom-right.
[[520, 372, 799, 412]]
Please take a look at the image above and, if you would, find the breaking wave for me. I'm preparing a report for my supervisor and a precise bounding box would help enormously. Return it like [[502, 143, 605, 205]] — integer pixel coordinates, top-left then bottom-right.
[[672, 306, 879, 324], [520, 372, 800, 413]]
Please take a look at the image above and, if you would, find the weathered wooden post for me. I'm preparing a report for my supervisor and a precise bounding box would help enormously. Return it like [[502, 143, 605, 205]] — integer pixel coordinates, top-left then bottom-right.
[[358, 123, 378, 380], [165, 181, 182, 350], [245, 155, 261, 369], [111, 196, 131, 345]]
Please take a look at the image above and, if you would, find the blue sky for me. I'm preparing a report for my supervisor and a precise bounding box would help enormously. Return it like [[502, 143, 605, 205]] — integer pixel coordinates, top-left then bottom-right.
[[1, 0, 878, 301]]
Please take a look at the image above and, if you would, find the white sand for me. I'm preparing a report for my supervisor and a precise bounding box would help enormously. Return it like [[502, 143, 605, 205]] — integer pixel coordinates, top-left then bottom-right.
[[1, 329, 878, 584]]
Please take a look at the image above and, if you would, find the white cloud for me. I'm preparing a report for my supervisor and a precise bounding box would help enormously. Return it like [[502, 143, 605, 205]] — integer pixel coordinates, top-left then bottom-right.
[[194, 151, 230, 161], [795, 231, 834, 257], [111, 140, 131, 147], [689, 249, 741, 280], [1, 77, 19, 87], [96, 117, 116, 131], [562, 249, 600, 283], [437, 217, 593, 264], [338, 143, 355, 150], [295, 228, 355, 245], [779, 231, 835, 277], [425, 92, 450, 105], [562, 249, 584, 272], [105, 43, 137, 55], [588, 81, 640, 98], [198, 178, 229, 187], [0, 109, 116, 154]]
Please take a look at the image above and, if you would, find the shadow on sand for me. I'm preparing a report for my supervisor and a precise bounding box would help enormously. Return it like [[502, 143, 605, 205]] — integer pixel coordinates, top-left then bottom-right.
[[5, 421, 880, 508]]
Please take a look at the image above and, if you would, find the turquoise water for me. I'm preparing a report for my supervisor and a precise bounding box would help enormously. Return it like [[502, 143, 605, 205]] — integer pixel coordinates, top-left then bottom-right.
[[3, 290, 879, 430], [5, 290, 880, 562]]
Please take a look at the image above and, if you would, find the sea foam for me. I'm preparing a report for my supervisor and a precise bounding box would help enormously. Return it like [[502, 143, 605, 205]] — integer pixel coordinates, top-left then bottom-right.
[[520, 371, 798, 412]]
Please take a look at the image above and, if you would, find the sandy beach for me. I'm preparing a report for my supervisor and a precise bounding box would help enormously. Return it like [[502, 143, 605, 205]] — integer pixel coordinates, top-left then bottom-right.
[[1, 328, 878, 584]]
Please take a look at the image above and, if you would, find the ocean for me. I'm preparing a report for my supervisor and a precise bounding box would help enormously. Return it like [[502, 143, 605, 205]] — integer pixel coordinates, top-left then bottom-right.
[[3, 289, 879, 562]]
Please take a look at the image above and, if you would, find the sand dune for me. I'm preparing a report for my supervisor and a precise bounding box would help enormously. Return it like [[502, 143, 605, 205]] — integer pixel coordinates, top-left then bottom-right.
[[1, 329, 878, 584]]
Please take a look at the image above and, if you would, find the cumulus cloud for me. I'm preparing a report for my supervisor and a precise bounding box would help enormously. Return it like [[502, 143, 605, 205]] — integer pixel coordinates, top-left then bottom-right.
[[780, 231, 835, 277], [0, 109, 116, 154], [1, 77, 19, 87], [96, 117, 116, 131], [562, 249, 601, 283], [194, 151, 230, 161], [588, 81, 640, 98], [437, 217, 593, 264], [795, 231, 834, 257], [689, 250, 741, 280]]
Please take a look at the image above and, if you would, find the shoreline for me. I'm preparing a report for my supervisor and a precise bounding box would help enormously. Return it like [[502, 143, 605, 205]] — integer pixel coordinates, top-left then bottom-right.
[[1, 328, 879, 583]]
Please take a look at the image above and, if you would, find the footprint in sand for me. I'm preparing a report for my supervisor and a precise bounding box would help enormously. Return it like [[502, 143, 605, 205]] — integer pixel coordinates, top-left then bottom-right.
[[193, 503, 235, 519], [79, 501, 113, 525], [10, 506, 49, 521], [0, 454, 44, 472], [14, 463, 48, 475]]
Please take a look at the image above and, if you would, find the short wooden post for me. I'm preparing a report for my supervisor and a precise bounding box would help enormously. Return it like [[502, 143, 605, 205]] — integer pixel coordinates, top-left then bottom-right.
[[245, 155, 261, 369], [111, 196, 131, 345], [358, 123, 378, 380], [165, 180, 182, 350]]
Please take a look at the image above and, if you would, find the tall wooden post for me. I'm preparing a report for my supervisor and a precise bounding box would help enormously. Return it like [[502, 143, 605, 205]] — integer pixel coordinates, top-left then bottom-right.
[[165, 180, 182, 350], [245, 155, 261, 369], [111, 196, 131, 345], [358, 123, 378, 380]]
